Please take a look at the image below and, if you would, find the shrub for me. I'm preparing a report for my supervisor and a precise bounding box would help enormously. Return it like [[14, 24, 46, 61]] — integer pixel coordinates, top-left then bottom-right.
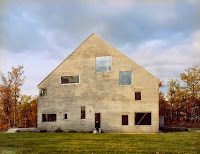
[[54, 127, 64, 133]]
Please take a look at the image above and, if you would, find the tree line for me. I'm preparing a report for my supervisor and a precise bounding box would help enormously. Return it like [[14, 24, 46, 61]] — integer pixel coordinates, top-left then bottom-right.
[[159, 66, 200, 126], [0, 66, 37, 130]]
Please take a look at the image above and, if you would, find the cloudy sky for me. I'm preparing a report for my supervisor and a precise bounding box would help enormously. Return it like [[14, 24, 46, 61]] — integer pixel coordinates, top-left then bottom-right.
[[0, 0, 200, 96]]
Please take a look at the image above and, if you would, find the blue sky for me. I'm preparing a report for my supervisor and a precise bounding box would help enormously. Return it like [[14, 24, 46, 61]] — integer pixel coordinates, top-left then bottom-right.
[[0, 0, 200, 96]]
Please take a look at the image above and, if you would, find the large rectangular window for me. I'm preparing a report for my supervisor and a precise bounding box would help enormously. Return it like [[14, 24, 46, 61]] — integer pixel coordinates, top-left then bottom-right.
[[122, 115, 128, 125], [81, 106, 86, 119], [96, 56, 112, 73], [61, 75, 79, 84], [135, 113, 151, 125], [42, 114, 56, 122], [119, 71, 132, 85], [135, 92, 141, 101]]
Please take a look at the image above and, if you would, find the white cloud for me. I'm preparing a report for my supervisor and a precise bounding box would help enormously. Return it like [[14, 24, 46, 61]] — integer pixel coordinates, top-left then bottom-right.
[[120, 30, 200, 85]]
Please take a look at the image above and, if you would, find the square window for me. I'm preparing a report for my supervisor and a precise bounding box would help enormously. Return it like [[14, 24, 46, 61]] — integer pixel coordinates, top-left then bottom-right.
[[122, 115, 128, 125], [135, 92, 141, 100], [96, 56, 112, 73], [119, 72, 132, 85], [39, 88, 47, 97], [135, 113, 151, 125], [61, 75, 79, 84], [64, 114, 67, 120]]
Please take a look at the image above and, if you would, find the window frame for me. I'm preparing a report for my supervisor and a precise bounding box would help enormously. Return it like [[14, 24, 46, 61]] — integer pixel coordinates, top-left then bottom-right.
[[119, 71, 133, 86], [121, 115, 129, 126], [134, 112, 152, 126], [135, 91, 142, 101], [42, 114, 56, 122], [60, 75, 80, 85], [95, 56, 112, 73]]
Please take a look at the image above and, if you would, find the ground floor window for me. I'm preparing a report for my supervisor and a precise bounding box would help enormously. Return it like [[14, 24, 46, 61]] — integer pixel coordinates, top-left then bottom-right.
[[64, 114, 67, 120], [135, 92, 141, 100], [122, 115, 128, 125], [42, 114, 56, 122], [81, 106, 85, 119], [135, 113, 151, 125]]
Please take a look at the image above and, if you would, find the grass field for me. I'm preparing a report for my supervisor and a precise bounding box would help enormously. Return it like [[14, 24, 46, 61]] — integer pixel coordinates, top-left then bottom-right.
[[0, 132, 199, 153]]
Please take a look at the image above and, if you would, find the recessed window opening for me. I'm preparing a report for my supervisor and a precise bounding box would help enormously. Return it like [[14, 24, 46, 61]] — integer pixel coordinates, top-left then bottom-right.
[[119, 72, 132, 85], [81, 106, 86, 119], [42, 114, 56, 122], [39, 88, 47, 97], [96, 56, 112, 73], [135, 92, 141, 100], [61, 75, 79, 84], [135, 113, 151, 125], [122, 115, 128, 125]]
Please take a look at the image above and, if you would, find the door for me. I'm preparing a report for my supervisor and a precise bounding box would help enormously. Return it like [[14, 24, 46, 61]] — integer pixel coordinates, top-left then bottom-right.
[[95, 113, 100, 130]]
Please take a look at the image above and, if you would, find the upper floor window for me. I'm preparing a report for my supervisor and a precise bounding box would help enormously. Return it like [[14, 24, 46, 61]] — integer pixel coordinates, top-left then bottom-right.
[[96, 56, 112, 73], [119, 71, 132, 85], [61, 75, 79, 84], [135, 92, 141, 101], [39, 88, 47, 97]]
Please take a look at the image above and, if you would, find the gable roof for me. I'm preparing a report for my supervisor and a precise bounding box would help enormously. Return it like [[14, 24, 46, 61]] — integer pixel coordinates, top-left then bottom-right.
[[38, 33, 158, 87]]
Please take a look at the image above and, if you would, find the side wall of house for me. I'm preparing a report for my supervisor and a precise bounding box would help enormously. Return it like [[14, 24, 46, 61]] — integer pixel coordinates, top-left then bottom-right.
[[37, 34, 159, 133]]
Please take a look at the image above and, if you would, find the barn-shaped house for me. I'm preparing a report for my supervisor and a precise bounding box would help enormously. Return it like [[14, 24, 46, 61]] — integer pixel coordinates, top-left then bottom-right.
[[37, 33, 159, 133]]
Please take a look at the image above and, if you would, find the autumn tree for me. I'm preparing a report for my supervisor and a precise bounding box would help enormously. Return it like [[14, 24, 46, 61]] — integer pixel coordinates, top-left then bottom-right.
[[8, 66, 25, 127], [181, 66, 200, 122], [0, 73, 13, 128]]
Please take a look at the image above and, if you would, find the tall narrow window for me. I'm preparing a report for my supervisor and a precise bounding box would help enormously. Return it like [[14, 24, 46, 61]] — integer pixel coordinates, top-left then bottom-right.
[[81, 106, 86, 119], [119, 72, 132, 85], [122, 115, 128, 125], [135, 113, 151, 125], [135, 92, 141, 100], [96, 56, 112, 73], [42, 114, 56, 122], [64, 114, 67, 120], [61, 75, 79, 84]]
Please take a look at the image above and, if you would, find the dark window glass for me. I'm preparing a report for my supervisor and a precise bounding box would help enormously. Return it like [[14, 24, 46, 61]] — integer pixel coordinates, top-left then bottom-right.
[[42, 114, 56, 122], [64, 114, 67, 119], [122, 115, 128, 125], [135, 113, 151, 125], [61, 75, 79, 84], [81, 106, 85, 119], [39, 88, 47, 97], [135, 92, 141, 100], [119, 72, 132, 85]]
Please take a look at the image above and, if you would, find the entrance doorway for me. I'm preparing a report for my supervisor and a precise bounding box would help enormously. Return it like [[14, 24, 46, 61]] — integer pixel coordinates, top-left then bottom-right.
[[95, 113, 100, 131]]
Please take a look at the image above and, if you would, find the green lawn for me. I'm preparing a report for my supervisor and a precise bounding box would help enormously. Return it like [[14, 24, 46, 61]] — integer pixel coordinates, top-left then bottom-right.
[[0, 132, 199, 154]]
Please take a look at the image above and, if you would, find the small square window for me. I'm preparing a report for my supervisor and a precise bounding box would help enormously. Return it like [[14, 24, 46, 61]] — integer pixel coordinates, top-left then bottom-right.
[[135, 92, 141, 100], [119, 72, 132, 85], [39, 88, 47, 97], [122, 115, 128, 125], [64, 114, 67, 120]]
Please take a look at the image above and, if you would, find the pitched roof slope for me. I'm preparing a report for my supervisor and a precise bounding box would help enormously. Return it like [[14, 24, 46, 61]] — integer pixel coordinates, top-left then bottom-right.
[[38, 33, 158, 87]]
